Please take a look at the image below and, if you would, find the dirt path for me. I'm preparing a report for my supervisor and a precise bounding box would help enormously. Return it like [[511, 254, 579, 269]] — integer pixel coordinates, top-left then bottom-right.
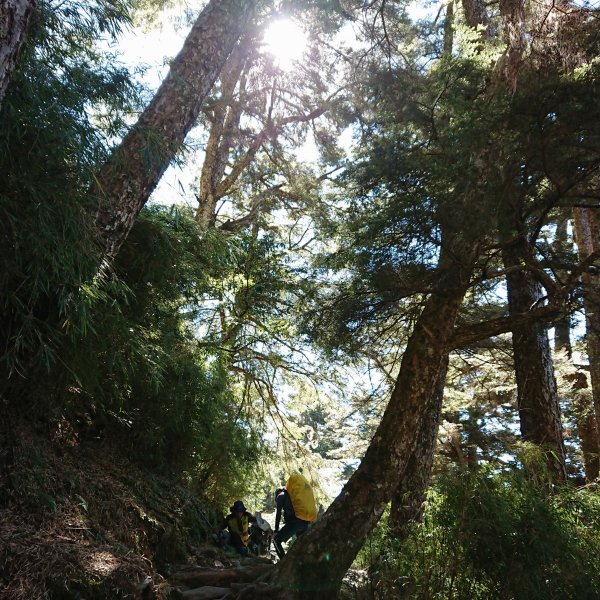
[[166, 552, 279, 599]]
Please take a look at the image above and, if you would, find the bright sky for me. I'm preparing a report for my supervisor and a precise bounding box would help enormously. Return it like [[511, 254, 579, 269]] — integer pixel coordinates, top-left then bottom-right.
[[263, 18, 308, 70], [109, 3, 441, 208], [110, 13, 319, 207]]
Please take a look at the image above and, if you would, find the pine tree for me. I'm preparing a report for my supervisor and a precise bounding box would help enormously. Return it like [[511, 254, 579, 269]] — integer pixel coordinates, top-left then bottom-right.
[[270, 1, 600, 594]]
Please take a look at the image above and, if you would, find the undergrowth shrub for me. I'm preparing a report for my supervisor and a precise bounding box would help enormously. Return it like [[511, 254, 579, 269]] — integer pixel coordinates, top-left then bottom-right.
[[0, 0, 284, 516], [55, 206, 265, 496], [0, 0, 137, 403], [360, 467, 600, 599]]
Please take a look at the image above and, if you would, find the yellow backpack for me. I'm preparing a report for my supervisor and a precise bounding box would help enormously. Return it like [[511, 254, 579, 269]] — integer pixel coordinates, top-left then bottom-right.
[[286, 473, 317, 522]]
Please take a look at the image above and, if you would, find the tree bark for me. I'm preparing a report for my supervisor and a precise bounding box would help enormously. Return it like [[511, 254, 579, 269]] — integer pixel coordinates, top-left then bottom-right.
[[502, 234, 567, 481], [270, 232, 480, 598], [386, 0, 454, 540], [461, 0, 489, 31], [443, 0, 454, 55], [573, 206, 600, 479], [388, 356, 449, 539], [0, 0, 35, 110], [449, 303, 561, 350], [170, 564, 274, 587], [196, 40, 250, 229], [498, 0, 526, 90], [494, 0, 566, 480], [552, 216, 572, 355], [568, 371, 600, 482], [93, 0, 257, 259]]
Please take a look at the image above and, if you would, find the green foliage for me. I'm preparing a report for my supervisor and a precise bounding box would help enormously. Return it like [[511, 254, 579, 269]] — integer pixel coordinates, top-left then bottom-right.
[[3, 5, 600, 592], [1, 10, 268, 483], [305, 52, 499, 354], [0, 0, 269, 489], [0, 0, 138, 393], [362, 468, 600, 599], [55, 206, 265, 488], [307, 11, 600, 359]]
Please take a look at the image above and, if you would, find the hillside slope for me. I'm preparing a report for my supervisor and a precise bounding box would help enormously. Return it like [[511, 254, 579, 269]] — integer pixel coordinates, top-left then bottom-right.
[[0, 419, 220, 599]]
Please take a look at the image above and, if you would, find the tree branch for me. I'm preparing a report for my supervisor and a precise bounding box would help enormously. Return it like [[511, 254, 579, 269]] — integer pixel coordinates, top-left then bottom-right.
[[449, 303, 561, 349]]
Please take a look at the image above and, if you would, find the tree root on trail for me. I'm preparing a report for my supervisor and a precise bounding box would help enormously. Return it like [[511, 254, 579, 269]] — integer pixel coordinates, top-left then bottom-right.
[[171, 563, 274, 587], [177, 586, 230, 599], [170, 561, 288, 599], [175, 582, 285, 599]]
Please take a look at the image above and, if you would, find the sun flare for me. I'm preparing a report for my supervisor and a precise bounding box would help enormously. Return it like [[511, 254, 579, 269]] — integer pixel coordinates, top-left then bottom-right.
[[263, 19, 308, 70]]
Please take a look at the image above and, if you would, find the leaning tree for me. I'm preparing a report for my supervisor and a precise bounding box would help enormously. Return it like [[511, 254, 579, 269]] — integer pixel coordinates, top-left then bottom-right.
[[268, 0, 600, 596]]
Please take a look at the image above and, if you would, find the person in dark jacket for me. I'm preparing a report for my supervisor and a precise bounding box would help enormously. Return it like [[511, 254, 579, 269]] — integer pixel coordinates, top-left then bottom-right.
[[272, 487, 311, 559], [221, 500, 256, 556]]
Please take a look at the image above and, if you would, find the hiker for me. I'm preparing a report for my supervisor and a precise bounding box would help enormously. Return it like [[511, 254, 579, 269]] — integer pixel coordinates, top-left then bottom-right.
[[273, 472, 317, 559], [221, 500, 256, 556]]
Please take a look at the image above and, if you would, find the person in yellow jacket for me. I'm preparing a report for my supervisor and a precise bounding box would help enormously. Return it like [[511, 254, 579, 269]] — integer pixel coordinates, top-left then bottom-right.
[[273, 472, 317, 559], [221, 500, 256, 556]]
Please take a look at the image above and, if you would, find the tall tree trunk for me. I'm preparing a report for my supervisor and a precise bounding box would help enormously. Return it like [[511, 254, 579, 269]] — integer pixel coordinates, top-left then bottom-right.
[[0, 0, 35, 109], [551, 214, 599, 480], [568, 370, 600, 482], [494, 0, 566, 481], [462, 0, 490, 34], [574, 394, 600, 482], [502, 233, 567, 481], [389, 356, 449, 539], [443, 0, 454, 55], [552, 216, 572, 355], [386, 0, 455, 540], [93, 0, 257, 259], [271, 232, 480, 599], [196, 40, 249, 229], [572, 206, 600, 480]]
